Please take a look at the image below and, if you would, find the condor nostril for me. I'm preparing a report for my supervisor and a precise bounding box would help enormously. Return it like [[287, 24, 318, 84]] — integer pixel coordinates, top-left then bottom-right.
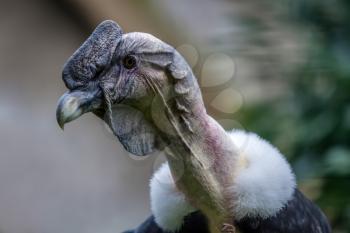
[[94, 67, 104, 79]]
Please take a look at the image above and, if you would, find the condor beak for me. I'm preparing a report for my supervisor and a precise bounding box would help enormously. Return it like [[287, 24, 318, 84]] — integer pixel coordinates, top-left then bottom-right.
[[56, 90, 102, 130]]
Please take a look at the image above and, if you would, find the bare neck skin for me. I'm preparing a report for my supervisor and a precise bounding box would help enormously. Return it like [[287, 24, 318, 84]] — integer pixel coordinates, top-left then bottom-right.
[[150, 84, 239, 231]]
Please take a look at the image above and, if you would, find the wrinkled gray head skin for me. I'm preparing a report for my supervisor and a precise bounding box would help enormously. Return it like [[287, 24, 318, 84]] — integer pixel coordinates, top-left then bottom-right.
[[56, 20, 204, 156]]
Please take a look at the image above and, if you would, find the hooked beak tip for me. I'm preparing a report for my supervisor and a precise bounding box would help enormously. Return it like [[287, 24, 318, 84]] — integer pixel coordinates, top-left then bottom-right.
[[58, 120, 65, 130], [56, 92, 84, 130], [56, 88, 103, 130], [56, 106, 68, 131]]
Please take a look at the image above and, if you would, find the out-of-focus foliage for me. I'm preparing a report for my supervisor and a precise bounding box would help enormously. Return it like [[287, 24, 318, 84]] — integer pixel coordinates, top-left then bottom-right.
[[237, 1, 350, 232]]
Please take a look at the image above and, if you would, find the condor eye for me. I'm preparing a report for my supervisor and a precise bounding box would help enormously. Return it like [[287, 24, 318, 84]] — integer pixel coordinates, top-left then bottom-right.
[[123, 55, 137, 69]]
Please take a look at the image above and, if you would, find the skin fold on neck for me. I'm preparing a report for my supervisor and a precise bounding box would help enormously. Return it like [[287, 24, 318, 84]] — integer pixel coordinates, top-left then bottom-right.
[[149, 86, 239, 232]]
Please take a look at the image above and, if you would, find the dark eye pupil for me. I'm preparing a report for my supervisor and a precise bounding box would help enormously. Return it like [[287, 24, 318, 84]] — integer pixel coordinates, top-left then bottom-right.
[[123, 55, 136, 69]]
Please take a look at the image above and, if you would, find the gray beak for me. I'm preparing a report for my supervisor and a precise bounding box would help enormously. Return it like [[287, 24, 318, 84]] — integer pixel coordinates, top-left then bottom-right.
[[56, 20, 123, 130], [56, 90, 101, 129]]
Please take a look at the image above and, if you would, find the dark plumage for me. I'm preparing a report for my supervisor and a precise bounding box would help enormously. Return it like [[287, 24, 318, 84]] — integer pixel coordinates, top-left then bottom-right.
[[125, 190, 330, 233], [123, 212, 210, 233], [236, 190, 331, 233]]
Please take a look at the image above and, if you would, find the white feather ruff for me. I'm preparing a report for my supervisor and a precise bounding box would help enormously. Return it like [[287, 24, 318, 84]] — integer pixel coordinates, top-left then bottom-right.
[[149, 130, 296, 231], [227, 130, 296, 220], [150, 163, 196, 232]]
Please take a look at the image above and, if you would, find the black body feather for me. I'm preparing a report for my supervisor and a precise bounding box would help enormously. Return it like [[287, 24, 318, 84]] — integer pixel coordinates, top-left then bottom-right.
[[123, 190, 331, 233]]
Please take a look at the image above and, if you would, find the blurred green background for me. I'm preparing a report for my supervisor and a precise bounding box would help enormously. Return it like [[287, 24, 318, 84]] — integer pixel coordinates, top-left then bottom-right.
[[0, 0, 348, 232]]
